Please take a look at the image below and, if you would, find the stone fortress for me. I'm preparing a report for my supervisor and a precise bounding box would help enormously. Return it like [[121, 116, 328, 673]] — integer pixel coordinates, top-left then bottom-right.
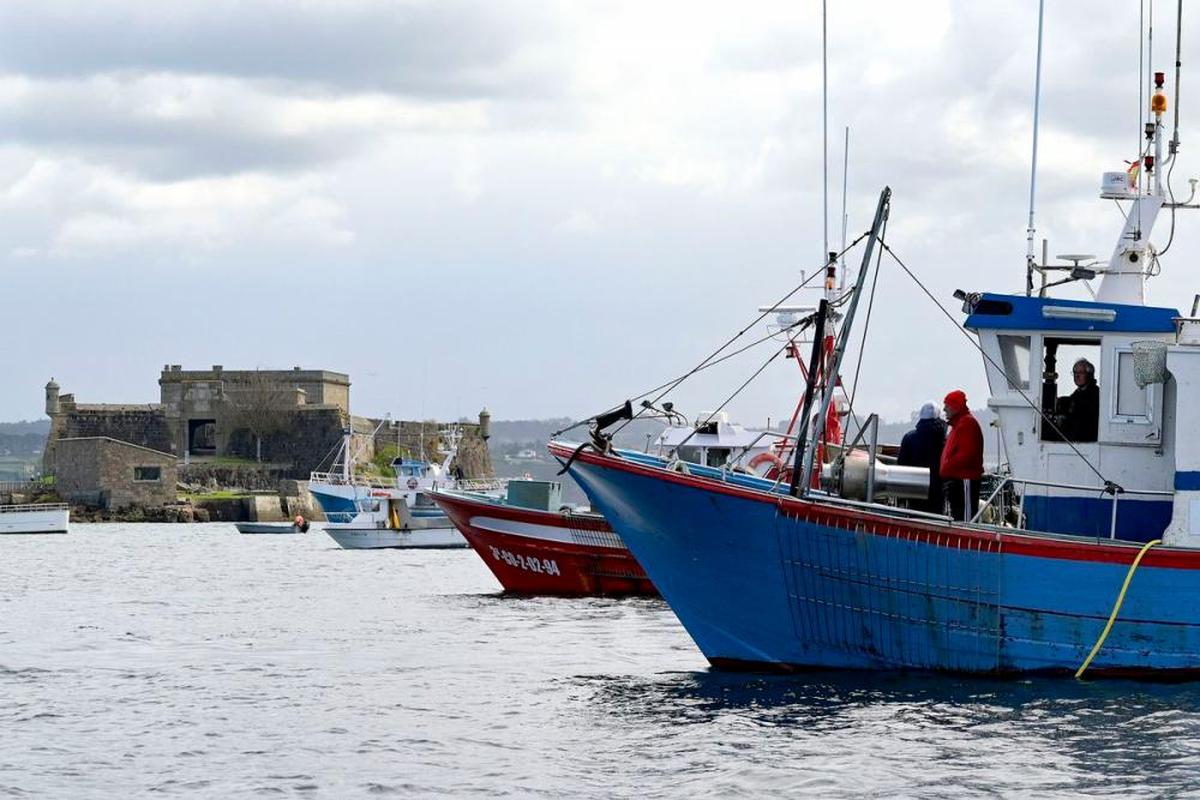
[[44, 366, 351, 476], [40, 365, 492, 517]]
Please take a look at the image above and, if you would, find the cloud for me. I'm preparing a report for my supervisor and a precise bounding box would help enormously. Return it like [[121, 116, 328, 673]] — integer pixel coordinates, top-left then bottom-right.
[[2, 0, 1197, 429], [0, 153, 354, 259], [0, 1, 565, 100], [0, 73, 492, 180], [556, 209, 599, 236]]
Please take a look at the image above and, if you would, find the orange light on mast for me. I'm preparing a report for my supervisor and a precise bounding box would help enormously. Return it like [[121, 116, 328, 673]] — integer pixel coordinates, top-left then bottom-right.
[[1152, 71, 1168, 115]]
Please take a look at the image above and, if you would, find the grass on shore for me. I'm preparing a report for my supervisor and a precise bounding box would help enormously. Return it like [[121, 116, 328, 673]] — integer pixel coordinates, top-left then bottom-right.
[[178, 490, 250, 502]]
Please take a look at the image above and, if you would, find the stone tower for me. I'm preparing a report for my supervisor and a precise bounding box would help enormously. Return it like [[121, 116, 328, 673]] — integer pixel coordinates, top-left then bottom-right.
[[45, 378, 60, 416]]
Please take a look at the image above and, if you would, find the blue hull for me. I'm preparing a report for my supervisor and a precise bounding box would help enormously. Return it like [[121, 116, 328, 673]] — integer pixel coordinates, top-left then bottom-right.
[[559, 445, 1200, 676], [308, 485, 448, 523], [308, 487, 359, 516]]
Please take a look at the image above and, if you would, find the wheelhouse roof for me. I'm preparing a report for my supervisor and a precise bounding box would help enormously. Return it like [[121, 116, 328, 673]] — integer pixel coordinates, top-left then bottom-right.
[[963, 292, 1178, 334]]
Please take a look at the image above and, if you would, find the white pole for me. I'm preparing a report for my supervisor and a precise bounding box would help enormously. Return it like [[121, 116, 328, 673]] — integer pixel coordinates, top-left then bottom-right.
[[1025, 0, 1046, 294], [822, 0, 829, 267], [840, 126, 850, 291]]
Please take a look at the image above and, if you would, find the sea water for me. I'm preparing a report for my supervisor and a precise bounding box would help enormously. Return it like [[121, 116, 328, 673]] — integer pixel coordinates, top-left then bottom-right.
[[3, 524, 1199, 798]]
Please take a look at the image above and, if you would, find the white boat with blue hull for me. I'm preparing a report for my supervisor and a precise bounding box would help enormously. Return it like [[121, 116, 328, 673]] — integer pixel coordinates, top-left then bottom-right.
[[323, 500, 467, 549], [308, 423, 503, 530], [0, 503, 69, 534], [314, 424, 494, 549]]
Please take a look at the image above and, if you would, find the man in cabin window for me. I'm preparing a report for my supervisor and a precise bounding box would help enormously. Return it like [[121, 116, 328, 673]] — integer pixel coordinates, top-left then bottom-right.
[[940, 390, 984, 522], [1061, 358, 1100, 443], [898, 402, 945, 514]]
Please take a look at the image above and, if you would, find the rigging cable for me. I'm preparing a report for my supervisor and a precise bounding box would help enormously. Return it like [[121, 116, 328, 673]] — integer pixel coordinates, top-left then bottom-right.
[[665, 341, 792, 457], [878, 241, 1115, 490], [550, 313, 818, 440], [617, 229, 870, 418], [594, 229, 873, 440]]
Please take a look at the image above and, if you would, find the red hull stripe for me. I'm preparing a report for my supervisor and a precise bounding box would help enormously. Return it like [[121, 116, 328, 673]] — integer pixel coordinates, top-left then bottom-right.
[[458, 518, 654, 596], [548, 442, 1200, 570]]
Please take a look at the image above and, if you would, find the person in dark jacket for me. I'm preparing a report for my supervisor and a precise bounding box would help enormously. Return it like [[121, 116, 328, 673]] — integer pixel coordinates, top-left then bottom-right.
[[898, 401, 945, 514], [1062, 358, 1100, 442], [940, 389, 984, 522]]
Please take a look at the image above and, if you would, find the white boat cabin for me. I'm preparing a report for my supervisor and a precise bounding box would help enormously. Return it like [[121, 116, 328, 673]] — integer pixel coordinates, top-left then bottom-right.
[[966, 292, 1180, 541], [655, 412, 776, 468]]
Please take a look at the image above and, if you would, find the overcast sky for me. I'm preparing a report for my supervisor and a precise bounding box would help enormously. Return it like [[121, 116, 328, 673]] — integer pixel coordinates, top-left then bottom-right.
[[3, 1, 1198, 427]]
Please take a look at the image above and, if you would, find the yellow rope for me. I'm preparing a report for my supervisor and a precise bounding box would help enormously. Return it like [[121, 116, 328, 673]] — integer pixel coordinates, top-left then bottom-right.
[[1075, 538, 1161, 679]]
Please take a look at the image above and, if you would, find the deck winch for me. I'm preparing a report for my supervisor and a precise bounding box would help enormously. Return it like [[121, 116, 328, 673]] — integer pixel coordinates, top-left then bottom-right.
[[823, 450, 930, 502]]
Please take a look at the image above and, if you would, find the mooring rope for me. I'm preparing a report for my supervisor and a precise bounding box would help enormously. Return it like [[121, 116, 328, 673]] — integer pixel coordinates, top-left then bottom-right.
[[1075, 538, 1161, 679]]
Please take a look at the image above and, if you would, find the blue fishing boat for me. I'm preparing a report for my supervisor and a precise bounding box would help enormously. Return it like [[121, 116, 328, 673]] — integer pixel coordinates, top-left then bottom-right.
[[552, 16, 1200, 676]]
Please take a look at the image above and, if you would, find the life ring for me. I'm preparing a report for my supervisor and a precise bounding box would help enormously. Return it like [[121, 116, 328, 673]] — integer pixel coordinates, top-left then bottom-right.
[[747, 451, 791, 481], [406, 477, 418, 490]]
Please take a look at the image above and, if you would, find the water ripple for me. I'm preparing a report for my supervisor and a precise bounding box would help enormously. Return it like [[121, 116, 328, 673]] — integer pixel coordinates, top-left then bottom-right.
[[3, 523, 1199, 797]]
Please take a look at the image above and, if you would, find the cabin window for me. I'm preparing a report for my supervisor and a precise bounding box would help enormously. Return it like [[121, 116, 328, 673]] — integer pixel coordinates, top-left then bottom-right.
[[133, 466, 161, 482], [1040, 338, 1101, 443], [676, 445, 702, 464], [706, 448, 730, 467], [997, 334, 1031, 390], [1114, 350, 1151, 419]]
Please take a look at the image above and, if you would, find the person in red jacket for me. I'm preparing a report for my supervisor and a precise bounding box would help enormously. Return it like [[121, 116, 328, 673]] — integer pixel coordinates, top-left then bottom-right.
[[940, 389, 984, 522]]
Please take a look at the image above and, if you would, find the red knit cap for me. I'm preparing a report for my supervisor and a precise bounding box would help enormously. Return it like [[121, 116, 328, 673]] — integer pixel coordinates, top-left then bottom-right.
[[943, 389, 967, 411]]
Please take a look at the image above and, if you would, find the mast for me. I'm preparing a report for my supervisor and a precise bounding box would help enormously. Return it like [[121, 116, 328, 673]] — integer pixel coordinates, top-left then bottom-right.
[[1025, 0, 1046, 296], [822, 0, 829, 272], [1097, 4, 1170, 305], [341, 426, 351, 482], [839, 126, 850, 292], [798, 186, 891, 495]]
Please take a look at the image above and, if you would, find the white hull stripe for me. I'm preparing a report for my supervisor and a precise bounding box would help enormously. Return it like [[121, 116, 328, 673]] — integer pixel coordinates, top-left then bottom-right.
[[468, 515, 626, 550]]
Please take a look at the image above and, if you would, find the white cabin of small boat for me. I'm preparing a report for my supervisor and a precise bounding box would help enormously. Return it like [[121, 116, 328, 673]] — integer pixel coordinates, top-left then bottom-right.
[[654, 412, 776, 469]]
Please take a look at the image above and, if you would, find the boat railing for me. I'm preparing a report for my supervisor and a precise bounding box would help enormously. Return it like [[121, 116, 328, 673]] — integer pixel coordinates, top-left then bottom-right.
[[308, 471, 398, 489], [455, 478, 509, 492], [0, 502, 69, 513], [0, 480, 42, 493], [972, 475, 1173, 539], [726, 430, 800, 469]]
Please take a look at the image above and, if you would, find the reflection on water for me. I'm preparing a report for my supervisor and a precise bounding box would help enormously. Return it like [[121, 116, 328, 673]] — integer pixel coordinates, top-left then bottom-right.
[[574, 670, 1200, 798]]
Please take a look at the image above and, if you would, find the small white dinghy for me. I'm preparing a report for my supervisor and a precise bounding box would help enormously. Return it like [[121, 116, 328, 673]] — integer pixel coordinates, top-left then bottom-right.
[[236, 516, 311, 535], [0, 503, 70, 535]]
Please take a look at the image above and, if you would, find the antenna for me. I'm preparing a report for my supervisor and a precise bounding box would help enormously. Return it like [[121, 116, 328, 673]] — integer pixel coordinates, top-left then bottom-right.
[[822, 0, 829, 271], [1171, 0, 1182, 157], [1025, 0, 1046, 297], [840, 128, 849, 293]]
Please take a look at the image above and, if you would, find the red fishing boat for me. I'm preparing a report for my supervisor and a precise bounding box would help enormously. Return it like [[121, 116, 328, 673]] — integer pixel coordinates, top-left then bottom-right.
[[429, 481, 656, 597]]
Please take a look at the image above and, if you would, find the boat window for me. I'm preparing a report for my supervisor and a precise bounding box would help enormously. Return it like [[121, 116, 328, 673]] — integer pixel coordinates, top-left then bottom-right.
[[676, 445, 702, 464], [706, 448, 730, 467], [1040, 338, 1100, 443], [997, 334, 1031, 390], [1115, 350, 1150, 418], [972, 298, 1014, 316]]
